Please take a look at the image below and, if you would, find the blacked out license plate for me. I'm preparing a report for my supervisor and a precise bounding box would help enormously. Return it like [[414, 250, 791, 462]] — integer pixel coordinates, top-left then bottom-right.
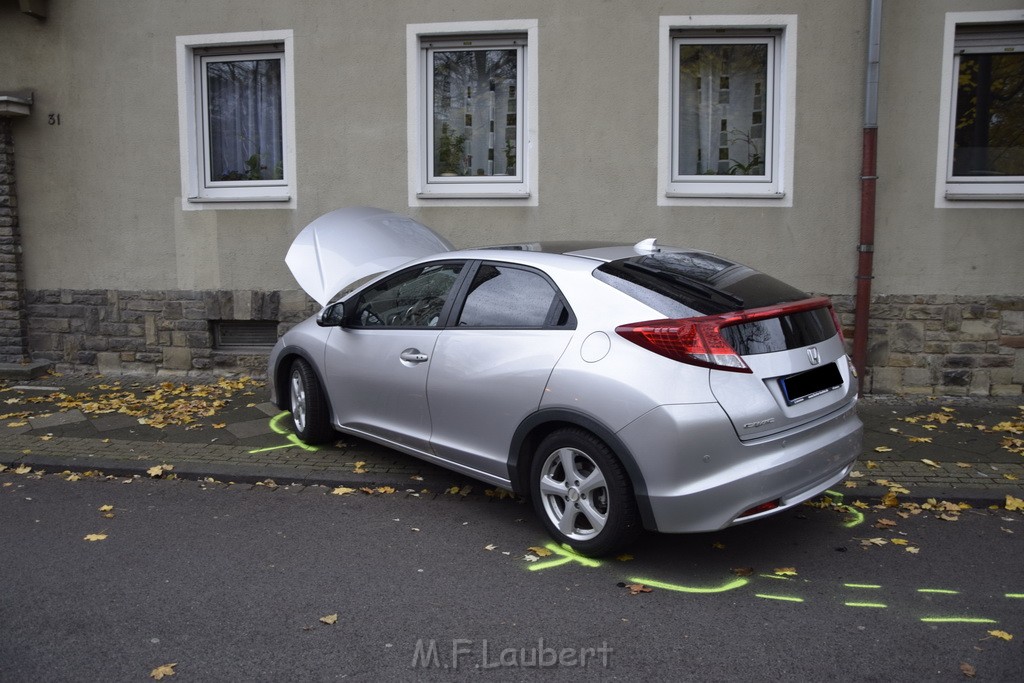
[[779, 362, 843, 405]]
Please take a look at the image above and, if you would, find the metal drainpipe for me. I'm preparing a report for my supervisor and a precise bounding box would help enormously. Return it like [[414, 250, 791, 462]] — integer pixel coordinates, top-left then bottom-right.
[[852, 0, 882, 393]]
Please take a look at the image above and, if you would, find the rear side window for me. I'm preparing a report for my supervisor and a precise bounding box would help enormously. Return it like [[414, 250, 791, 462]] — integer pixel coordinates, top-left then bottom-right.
[[457, 264, 571, 328]]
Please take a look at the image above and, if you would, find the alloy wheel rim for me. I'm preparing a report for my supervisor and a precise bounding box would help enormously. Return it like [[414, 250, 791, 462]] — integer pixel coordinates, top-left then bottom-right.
[[290, 370, 307, 432], [538, 446, 609, 540]]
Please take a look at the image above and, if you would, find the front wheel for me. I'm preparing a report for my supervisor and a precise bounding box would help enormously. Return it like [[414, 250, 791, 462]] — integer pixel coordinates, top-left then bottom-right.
[[288, 358, 334, 444], [530, 428, 640, 556]]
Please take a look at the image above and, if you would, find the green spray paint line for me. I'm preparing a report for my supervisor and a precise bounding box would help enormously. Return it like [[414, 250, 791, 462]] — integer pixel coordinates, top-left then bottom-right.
[[844, 583, 882, 589], [756, 594, 804, 603], [248, 412, 320, 454], [920, 617, 997, 624], [528, 543, 601, 571], [630, 577, 749, 594], [1005, 593, 1024, 599], [917, 589, 959, 595], [845, 602, 888, 608]]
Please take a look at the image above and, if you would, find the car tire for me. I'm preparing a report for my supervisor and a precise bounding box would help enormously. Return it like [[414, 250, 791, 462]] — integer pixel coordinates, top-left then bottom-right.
[[288, 358, 334, 444], [530, 428, 640, 556]]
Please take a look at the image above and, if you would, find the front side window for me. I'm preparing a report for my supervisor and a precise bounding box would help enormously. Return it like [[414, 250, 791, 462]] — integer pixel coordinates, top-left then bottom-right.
[[353, 263, 464, 328], [659, 17, 795, 205], [408, 21, 538, 205], [176, 31, 296, 208], [943, 21, 1024, 200]]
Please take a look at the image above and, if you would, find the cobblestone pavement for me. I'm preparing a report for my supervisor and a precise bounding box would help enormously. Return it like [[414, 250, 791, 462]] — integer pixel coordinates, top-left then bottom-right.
[[0, 374, 1021, 506]]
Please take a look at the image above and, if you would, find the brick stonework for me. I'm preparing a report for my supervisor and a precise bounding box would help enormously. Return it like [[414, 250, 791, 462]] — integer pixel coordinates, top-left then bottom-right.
[[830, 294, 1024, 397], [0, 118, 30, 363], [25, 289, 318, 377], [20, 287, 1024, 395]]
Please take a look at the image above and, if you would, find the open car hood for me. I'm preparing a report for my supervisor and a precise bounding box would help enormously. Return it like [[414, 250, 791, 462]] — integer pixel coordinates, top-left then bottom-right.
[[285, 207, 454, 307]]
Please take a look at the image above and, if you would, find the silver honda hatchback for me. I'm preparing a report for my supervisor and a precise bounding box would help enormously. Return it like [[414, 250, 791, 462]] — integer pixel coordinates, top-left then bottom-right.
[[270, 207, 863, 555]]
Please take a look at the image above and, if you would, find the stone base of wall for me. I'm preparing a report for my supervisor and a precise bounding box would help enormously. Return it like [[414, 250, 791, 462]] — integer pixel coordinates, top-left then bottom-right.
[[830, 294, 1023, 397], [25, 289, 318, 378], [22, 288, 1024, 395]]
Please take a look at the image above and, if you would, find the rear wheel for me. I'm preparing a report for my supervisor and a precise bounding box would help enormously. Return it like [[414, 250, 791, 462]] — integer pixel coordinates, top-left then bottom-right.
[[288, 358, 334, 444], [530, 428, 640, 556]]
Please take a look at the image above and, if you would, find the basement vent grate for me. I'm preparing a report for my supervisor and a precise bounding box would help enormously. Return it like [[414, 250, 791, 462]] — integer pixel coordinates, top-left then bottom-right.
[[212, 320, 279, 349]]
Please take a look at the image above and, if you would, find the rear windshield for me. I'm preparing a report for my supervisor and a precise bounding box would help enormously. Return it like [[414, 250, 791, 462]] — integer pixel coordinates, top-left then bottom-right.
[[594, 251, 837, 355]]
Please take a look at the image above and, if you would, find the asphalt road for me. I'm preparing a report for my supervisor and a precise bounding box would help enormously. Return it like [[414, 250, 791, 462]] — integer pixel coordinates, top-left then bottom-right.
[[2, 471, 1021, 681]]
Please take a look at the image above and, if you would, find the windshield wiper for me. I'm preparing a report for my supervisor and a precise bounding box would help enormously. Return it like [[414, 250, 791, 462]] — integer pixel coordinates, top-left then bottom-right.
[[621, 261, 745, 308]]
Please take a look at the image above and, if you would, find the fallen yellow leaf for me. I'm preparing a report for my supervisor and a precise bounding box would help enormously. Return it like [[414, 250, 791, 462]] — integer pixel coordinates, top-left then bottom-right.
[[774, 567, 797, 576], [905, 546, 920, 554], [98, 504, 114, 512], [527, 546, 553, 557], [150, 663, 177, 680], [890, 538, 909, 546], [146, 464, 173, 478], [866, 461, 878, 469], [319, 613, 339, 625], [880, 491, 899, 508], [83, 533, 108, 542], [908, 437, 932, 443], [330, 486, 355, 496], [873, 446, 892, 453], [920, 459, 941, 468], [1006, 495, 1024, 512], [988, 630, 1013, 641]]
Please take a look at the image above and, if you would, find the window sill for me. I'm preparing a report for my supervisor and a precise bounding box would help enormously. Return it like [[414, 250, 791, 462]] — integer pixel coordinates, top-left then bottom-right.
[[944, 192, 1024, 201], [665, 191, 786, 199], [416, 192, 532, 200], [188, 195, 292, 203]]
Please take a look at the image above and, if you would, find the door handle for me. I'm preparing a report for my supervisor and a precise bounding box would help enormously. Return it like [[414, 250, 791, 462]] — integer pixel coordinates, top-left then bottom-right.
[[400, 348, 429, 363]]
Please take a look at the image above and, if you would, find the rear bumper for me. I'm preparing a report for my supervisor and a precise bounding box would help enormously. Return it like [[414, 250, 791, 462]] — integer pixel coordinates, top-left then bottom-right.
[[616, 400, 862, 533]]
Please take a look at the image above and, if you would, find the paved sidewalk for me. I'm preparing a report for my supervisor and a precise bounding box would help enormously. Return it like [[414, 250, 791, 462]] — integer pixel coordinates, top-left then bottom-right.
[[0, 373, 1021, 506]]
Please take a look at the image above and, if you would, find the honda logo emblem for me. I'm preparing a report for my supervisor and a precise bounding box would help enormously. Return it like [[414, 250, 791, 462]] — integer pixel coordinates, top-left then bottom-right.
[[807, 347, 821, 366]]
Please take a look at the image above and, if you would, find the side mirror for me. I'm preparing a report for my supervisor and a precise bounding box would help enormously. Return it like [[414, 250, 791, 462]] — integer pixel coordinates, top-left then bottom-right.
[[316, 302, 347, 327]]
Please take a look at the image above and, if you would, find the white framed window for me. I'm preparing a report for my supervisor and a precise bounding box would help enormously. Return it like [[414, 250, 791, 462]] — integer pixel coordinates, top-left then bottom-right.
[[658, 16, 796, 206], [935, 12, 1024, 206], [176, 30, 296, 210], [407, 20, 538, 207]]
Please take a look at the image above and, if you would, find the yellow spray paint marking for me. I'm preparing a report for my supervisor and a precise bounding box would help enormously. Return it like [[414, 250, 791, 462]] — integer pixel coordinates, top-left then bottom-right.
[[917, 589, 959, 595], [1005, 593, 1024, 599], [628, 577, 749, 594], [824, 489, 865, 528], [756, 594, 804, 603], [920, 617, 998, 624], [527, 543, 601, 571], [248, 412, 320, 454], [845, 602, 888, 608], [845, 584, 882, 589]]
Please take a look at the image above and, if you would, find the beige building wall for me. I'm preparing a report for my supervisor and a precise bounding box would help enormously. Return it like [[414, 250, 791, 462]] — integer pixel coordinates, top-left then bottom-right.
[[1, 0, 1021, 392]]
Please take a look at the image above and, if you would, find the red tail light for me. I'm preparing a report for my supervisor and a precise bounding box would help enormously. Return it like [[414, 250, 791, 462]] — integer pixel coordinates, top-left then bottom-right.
[[615, 296, 835, 373]]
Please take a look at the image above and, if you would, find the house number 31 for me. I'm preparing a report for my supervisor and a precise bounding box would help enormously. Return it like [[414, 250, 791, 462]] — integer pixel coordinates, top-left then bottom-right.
[[48, 114, 61, 125]]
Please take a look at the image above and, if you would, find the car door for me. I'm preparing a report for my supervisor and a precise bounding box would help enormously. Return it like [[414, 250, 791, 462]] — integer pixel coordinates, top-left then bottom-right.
[[322, 261, 465, 454], [427, 262, 576, 481]]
